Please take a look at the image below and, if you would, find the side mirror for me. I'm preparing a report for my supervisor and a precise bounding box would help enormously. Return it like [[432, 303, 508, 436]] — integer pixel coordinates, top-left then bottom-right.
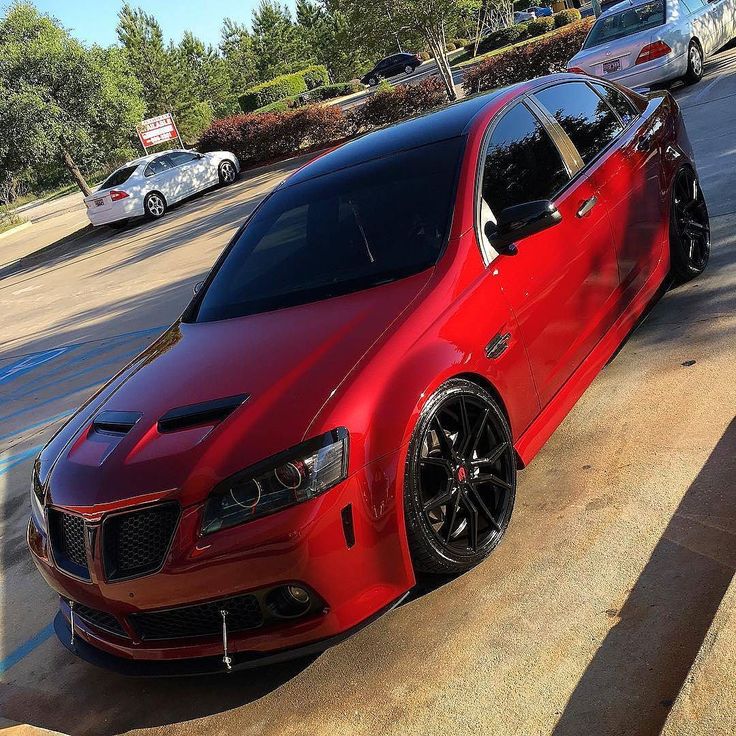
[[485, 200, 562, 254], [193, 280, 204, 295]]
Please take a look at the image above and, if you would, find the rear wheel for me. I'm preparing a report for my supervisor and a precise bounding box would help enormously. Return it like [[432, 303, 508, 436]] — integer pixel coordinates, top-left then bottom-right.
[[404, 64, 414, 74], [144, 192, 166, 220], [218, 160, 237, 185], [368, 76, 379, 86], [670, 166, 710, 282], [683, 41, 704, 85], [404, 378, 516, 575]]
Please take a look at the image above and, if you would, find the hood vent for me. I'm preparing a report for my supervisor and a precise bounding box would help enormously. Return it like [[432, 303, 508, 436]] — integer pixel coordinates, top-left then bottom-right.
[[93, 411, 142, 436], [157, 394, 249, 434]]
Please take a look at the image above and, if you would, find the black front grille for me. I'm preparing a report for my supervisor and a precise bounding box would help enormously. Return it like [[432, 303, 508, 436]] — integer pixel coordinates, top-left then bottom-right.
[[73, 602, 128, 638], [130, 594, 263, 641], [49, 510, 89, 579], [103, 503, 179, 581]]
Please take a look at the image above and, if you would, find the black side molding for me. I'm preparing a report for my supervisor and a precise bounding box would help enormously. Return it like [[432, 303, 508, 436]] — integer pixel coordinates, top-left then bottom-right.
[[158, 394, 249, 433]]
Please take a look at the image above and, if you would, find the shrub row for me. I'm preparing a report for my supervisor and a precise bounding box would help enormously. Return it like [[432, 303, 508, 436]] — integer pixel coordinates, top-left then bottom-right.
[[463, 19, 594, 94], [200, 78, 448, 168], [254, 81, 363, 114], [238, 64, 330, 113], [472, 8, 582, 55]]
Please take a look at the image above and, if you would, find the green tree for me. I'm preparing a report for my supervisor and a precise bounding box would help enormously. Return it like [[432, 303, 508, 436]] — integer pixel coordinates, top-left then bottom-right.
[[340, 0, 461, 99], [252, 0, 310, 79], [175, 31, 230, 117], [220, 17, 258, 95], [0, 2, 144, 196]]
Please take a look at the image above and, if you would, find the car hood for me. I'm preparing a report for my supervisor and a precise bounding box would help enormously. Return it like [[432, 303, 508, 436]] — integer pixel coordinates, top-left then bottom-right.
[[43, 270, 433, 510]]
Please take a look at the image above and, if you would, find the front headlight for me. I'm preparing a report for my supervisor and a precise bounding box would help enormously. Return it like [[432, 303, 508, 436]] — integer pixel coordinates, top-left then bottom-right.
[[201, 428, 348, 535], [30, 458, 47, 532]]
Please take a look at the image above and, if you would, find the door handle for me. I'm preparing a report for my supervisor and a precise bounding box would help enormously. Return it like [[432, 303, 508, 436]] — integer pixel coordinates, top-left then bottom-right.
[[576, 196, 598, 218], [636, 133, 654, 152]]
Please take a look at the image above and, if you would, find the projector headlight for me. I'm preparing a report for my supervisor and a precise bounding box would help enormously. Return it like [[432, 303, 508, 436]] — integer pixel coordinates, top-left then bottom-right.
[[201, 428, 348, 535]]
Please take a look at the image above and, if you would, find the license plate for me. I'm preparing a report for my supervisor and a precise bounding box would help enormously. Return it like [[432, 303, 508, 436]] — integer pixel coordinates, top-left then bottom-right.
[[602, 59, 621, 74], [94, 199, 105, 207]]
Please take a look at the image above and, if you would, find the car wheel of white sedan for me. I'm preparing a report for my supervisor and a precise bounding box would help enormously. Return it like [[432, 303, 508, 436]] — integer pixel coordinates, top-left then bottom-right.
[[683, 41, 704, 85], [144, 192, 167, 220], [218, 160, 237, 186]]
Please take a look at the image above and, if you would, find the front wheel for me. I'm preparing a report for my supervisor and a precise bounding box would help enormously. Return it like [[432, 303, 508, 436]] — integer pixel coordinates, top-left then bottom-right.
[[144, 192, 166, 220], [218, 160, 237, 185], [404, 64, 414, 74], [670, 166, 710, 282], [683, 41, 704, 85], [404, 378, 516, 575], [368, 76, 379, 87]]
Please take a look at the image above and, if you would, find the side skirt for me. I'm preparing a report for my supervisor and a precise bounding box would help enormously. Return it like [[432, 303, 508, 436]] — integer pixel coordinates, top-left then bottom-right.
[[514, 260, 669, 467]]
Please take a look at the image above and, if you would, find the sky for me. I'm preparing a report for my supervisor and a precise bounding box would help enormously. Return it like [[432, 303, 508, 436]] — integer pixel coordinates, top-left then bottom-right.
[[28, 0, 295, 48]]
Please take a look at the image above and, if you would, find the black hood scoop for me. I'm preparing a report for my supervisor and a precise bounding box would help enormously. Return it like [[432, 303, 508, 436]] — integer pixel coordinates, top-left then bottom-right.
[[157, 394, 249, 433], [93, 411, 143, 436]]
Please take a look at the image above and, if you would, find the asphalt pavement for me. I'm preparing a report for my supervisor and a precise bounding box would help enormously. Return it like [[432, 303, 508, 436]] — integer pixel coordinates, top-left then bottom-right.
[[1, 46, 735, 736]]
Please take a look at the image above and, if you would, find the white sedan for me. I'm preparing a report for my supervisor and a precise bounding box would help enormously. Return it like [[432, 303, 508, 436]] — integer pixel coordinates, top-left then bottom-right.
[[84, 149, 240, 227]]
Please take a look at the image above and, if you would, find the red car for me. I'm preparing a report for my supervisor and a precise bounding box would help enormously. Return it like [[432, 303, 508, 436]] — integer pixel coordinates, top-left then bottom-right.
[[28, 73, 709, 674]]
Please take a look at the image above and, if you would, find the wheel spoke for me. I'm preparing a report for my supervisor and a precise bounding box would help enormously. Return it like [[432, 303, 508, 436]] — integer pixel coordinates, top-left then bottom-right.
[[460, 494, 479, 551], [433, 415, 454, 456], [468, 485, 501, 531], [471, 441, 509, 468], [445, 491, 462, 543], [420, 456, 452, 473], [471, 473, 512, 491], [458, 396, 472, 455], [423, 480, 455, 513]]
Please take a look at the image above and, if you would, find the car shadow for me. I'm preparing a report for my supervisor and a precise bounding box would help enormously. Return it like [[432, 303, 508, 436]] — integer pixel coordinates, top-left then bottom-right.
[[552, 418, 736, 736]]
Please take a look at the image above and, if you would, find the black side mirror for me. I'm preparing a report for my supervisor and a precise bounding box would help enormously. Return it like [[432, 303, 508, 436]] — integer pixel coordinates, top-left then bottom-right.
[[485, 200, 562, 254]]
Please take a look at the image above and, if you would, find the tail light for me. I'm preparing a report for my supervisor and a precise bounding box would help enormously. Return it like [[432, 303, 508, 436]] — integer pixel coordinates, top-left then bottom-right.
[[109, 190, 129, 201], [567, 67, 586, 74], [636, 40, 671, 65]]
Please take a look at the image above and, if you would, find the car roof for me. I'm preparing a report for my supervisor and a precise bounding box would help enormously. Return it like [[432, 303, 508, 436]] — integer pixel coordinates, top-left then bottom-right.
[[119, 149, 191, 169], [283, 88, 514, 188], [600, 0, 656, 16]]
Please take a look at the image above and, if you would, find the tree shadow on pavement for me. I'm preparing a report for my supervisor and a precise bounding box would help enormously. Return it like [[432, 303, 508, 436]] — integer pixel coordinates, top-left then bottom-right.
[[552, 418, 736, 736]]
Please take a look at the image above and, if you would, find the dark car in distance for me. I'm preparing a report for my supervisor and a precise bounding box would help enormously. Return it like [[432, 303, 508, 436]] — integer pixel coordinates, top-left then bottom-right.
[[361, 52, 422, 86]]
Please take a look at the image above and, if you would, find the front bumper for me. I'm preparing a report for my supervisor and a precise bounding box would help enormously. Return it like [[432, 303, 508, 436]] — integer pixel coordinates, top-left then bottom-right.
[[28, 451, 415, 670]]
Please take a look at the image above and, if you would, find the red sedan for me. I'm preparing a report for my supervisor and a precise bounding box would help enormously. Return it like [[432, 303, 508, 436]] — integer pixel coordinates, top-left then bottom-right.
[[28, 73, 709, 674]]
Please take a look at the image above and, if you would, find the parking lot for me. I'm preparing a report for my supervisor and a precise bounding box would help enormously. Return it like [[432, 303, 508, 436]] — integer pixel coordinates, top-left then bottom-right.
[[1, 48, 735, 736]]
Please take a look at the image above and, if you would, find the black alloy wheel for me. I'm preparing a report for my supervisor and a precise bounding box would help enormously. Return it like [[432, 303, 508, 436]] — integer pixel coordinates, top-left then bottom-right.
[[670, 166, 710, 282], [404, 378, 516, 574]]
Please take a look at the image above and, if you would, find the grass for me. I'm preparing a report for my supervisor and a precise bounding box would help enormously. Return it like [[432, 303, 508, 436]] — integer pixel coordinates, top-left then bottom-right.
[[0, 208, 26, 235], [451, 24, 573, 69], [10, 182, 81, 210]]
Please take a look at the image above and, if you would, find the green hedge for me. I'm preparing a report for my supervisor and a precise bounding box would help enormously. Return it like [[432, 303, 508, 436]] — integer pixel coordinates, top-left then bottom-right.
[[253, 81, 362, 114], [238, 65, 329, 113], [527, 16, 556, 36], [554, 8, 582, 26]]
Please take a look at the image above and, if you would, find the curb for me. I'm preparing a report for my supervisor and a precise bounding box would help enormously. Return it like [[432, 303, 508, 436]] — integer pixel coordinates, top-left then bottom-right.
[[0, 719, 67, 735], [0, 221, 32, 241]]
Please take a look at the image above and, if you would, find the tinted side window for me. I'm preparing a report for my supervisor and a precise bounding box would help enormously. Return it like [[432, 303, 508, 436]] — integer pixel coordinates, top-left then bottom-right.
[[590, 83, 638, 126], [145, 157, 172, 177], [99, 165, 138, 190], [534, 82, 623, 164], [168, 151, 198, 166], [481, 103, 571, 215]]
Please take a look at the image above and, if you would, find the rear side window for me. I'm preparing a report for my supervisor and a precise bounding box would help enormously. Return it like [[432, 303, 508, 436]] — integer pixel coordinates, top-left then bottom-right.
[[99, 166, 138, 190], [167, 151, 198, 166], [583, 0, 666, 48], [481, 103, 571, 215], [534, 82, 623, 164], [590, 83, 638, 126]]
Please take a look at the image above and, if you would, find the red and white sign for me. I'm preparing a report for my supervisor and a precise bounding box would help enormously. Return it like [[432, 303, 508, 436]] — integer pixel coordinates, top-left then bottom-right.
[[136, 113, 180, 149]]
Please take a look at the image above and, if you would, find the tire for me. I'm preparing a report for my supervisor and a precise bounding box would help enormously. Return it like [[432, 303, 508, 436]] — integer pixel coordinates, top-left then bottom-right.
[[683, 41, 704, 85], [218, 159, 237, 186], [369, 77, 379, 86], [404, 378, 516, 575], [144, 192, 166, 220], [670, 166, 710, 282], [404, 64, 414, 74]]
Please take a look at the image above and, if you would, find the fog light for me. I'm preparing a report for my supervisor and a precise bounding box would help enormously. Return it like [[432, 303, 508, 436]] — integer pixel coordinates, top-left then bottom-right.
[[266, 585, 312, 619]]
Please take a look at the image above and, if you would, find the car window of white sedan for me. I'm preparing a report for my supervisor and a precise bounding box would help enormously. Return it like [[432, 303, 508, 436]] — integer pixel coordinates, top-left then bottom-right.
[[583, 0, 666, 49], [144, 157, 173, 177], [99, 165, 138, 190]]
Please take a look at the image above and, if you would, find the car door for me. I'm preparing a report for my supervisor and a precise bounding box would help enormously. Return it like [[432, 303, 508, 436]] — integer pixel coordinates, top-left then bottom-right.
[[689, 0, 724, 53], [477, 99, 620, 408], [533, 80, 664, 304], [143, 155, 175, 200], [166, 151, 209, 198]]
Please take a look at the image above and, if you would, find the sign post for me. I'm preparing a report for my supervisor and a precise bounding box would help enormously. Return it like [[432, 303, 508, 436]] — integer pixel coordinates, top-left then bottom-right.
[[136, 113, 183, 152]]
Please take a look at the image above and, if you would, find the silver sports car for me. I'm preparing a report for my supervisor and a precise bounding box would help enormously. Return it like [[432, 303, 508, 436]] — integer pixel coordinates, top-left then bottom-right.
[[568, 0, 736, 89]]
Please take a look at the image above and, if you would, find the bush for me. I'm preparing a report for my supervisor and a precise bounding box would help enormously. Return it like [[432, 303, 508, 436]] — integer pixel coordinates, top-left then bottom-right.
[[238, 65, 330, 112], [253, 81, 362, 114], [418, 51, 431, 61], [350, 77, 448, 131], [199, 105, 352, 168], [446, 42, 457, 51], [477, 24, 529, 54], [554, 8, 582, 27], [463, 19, 594, 94], [453, 38, 470, 48], [526, 16, 556, 36]]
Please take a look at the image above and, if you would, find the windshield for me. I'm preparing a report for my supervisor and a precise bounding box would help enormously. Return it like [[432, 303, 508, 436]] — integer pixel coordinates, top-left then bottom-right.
[[583, 0, 665, 49], [193, 138, 464, 322], [99, 165, 138, 190]]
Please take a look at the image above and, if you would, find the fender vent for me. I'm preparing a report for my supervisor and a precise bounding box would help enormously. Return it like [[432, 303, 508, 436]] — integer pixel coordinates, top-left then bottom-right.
[[93, 411, 142, 435], [157, 394, 249, 433]]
